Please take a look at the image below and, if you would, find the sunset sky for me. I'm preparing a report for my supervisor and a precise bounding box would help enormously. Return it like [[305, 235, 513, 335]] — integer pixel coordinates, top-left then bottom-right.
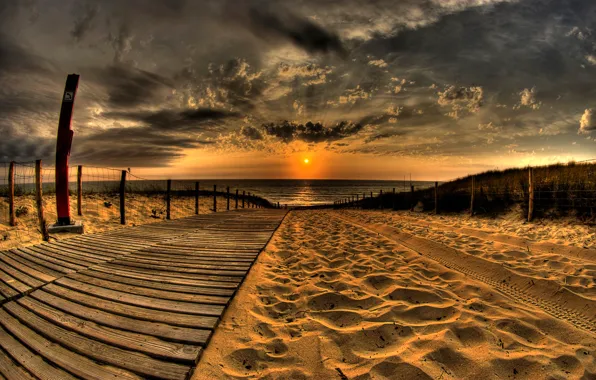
[[1, 0, 596, 180]]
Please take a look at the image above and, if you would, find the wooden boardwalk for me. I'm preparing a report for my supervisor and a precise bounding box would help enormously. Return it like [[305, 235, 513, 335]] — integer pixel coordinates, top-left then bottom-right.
[[0, 209, 287, 380]]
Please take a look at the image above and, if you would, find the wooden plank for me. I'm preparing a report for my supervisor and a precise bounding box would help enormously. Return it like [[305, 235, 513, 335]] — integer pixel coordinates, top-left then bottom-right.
[[115, 256, 250, 271], [31, 290, 211, 344], [38, 242, 113, 262], [95, 263, 242, 285], [0, 258, 45, 289], [0, 347, 36, 380], [10, 249, 78, 274], [49, 240, 122, 256], [16, 297, 201, 363], [84, 269, 235, 297], [126, 252, 254, 266], [0, 269, 30, 294], [43, 284, 218, 329], [108, 260, 246, 278], [68, 273, 231, 305], [55, 278, 226, 316], [25, 246, 99, 268], [0, 281, 18, 301], [3, 303, 190, 380], [0, 326, 75, 380], [90, 266, 239, 290], [0, 309, 139, 380], [0, 254, 57, 283]]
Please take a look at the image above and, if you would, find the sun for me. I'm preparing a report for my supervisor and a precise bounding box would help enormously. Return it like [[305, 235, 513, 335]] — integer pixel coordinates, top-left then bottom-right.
[[303, 158, 310, 164]]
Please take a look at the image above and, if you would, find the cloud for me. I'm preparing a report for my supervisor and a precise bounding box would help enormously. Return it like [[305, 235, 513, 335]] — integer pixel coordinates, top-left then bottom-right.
[[229, 2, 347, 57], [108, 23, 134, 63], [71, 3, 99, 42], [73, 126, 214, 166], [92, 65, 174, 108], [241, 125, 264, 140], [102, 108, 241, 131], [437, 85, 483, 119], [579, 109, 596, 134], [515, 87, 541, 110], [368, 59, 388, 68], [261, 120, 363, 143]]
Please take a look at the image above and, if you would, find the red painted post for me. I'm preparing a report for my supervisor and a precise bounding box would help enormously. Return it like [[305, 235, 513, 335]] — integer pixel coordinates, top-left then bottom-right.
[[55, 74, 80, 226]]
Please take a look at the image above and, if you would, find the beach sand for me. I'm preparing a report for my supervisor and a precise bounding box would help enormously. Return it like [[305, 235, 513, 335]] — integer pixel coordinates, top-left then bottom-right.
[[194, 210, 596, 379], [0, 194, 233, 250]]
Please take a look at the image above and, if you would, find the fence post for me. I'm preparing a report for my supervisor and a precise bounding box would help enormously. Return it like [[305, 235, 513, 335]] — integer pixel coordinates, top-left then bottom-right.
[[379, 190, 383, 209], [195, 182, 199, 214], [242, 191, 245, 208], [410, 185, 414, 210], [8, 161, 15, 226], [226, 186, 230, 211], [213, 185, 217, 212], [392, 188, 395, 210], [434, 181, 438, 214], [35, 160, 49, 241], [77, 165, 83, 216], [120, 170, 126, 225], [166, 179, 171, 220], [248, 192, 251, 208], [235, 189, 239, 209], [528, 168, 534, 222], [470, 176, 475, 216]]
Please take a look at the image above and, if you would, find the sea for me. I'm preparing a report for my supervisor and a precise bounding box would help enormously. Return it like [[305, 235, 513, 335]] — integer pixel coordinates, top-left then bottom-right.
[[171, 179, 436, 207], [2, 179, 437, 207]]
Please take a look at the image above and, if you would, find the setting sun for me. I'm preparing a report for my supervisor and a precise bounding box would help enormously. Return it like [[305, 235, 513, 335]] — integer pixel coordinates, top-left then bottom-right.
[[304, 158, 309, 164]]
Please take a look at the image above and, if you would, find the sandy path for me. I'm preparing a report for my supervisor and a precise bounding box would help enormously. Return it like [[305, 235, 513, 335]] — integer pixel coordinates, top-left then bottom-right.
[[343, 211, 596, 302], [193, 210, 596, 379]]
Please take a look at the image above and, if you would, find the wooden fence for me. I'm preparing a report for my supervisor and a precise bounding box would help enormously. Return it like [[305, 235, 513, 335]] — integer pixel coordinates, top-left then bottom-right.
[[2, 161, 279, 242]]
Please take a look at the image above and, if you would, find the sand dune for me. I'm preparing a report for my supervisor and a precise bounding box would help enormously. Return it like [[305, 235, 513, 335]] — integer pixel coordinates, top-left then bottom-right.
[[0, 194, 232, 250], [193, 210, 596, 379]]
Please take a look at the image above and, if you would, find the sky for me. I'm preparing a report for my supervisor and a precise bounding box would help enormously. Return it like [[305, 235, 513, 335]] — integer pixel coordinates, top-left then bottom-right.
[[1, 0, 596, 180]]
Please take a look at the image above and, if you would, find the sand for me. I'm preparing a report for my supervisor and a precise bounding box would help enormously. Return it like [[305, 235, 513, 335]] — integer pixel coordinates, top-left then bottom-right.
[[193, 210, 596, 379], [0, 194, 232, 250]]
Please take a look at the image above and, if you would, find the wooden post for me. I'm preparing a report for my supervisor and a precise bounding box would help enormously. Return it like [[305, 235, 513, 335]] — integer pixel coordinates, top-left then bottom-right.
[[8, 161, 15, 226], [120, 170, 126, 225], [166, 179, 171, 220], [195, 182, 199, 214], [434, 181, 438, 214], [528, 168, 534, 222], [235, 189, 239, 209], [248, 192, 251, 208], [77, 165, 83, 216], [226, 186, 230, 211], [392, 188, 395, 210], [410, 185, 414, 210], [242, 191, 245, 208], [213, 185, 217, 212], [35, 160, 49, 241], [470, 176, 475, 216], [379, 190, 383, 209]]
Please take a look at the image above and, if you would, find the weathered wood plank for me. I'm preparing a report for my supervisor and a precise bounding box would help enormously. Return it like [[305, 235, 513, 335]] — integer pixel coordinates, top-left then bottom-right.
[[3, 304, 190, 380], [84, 269, 235, 297], [67, 273, 231, 305], [16, 297, 201, 363], [31, 290, 211, 344], [0, 254, 57, 283], [0, 325, 75, 380], [0, 309, 140, 380], [43, 284, 219, 329], [56, 277, 225, 316], [0, 348, 36, 380]]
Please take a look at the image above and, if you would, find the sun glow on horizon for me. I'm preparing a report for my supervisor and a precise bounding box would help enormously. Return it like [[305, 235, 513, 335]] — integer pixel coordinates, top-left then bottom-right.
[[304, 158, 310, 164]]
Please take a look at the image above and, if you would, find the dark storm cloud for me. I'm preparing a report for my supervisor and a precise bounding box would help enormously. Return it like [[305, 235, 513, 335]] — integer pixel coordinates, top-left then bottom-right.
[[71, 3, 99, 41], [103, 108, 241, 131], [92, 65, 174, 108], [0, 132, 54, 162], [229, 2, 347, 57], [242, 126, 264, 140], [73, 126, 214, 166], [0, 33, 54, 76], [261, 120, 363, 143]]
